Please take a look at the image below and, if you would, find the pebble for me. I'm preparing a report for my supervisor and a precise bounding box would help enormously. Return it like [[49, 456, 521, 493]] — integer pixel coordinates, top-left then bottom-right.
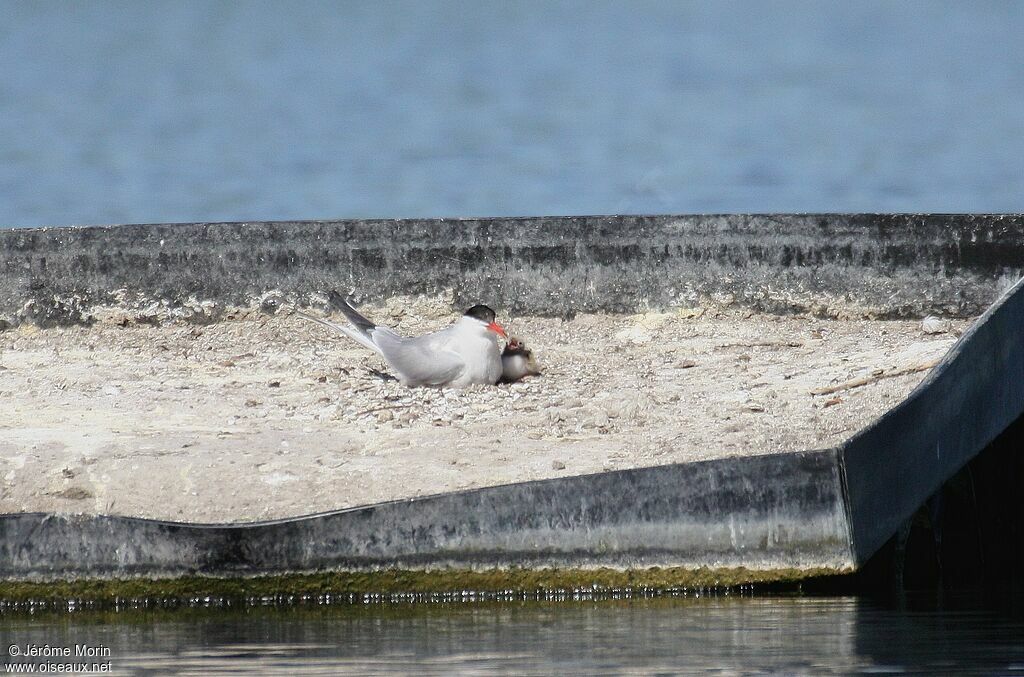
[[614, 326, 653, 344], [551, 460, 566, 470], [582, 407, 610, 429], [921, 316, 949, 334], [607, 392, 653, 421]]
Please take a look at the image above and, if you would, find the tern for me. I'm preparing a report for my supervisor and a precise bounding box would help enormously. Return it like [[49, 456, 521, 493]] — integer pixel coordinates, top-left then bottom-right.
[[299, 293, 508, 387], [500, 337, 542, 383]]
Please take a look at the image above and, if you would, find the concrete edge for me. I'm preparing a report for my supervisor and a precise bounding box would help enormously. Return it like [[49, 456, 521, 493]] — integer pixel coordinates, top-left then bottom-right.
[[0, 449, 852, 582], [841, 274, 1024, 563], [3, 213, 1024, 323]]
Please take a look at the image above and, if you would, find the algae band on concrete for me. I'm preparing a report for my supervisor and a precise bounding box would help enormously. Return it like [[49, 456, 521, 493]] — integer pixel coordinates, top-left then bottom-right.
[[1, 214, 1024, 604], [0, 566, 849, 610]]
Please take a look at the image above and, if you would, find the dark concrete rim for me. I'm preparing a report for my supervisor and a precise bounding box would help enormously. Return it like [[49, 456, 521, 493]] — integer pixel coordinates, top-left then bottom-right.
[[5, 213, 1024, 323], [841, 272, 1024, 563], [0, 449, 852, 579], [12, 446, 838, 531]]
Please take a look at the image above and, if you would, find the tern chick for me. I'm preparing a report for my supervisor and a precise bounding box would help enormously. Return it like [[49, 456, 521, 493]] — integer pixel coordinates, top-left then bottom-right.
[[299, 292, 508, 388], [500, 337, 542, 384]]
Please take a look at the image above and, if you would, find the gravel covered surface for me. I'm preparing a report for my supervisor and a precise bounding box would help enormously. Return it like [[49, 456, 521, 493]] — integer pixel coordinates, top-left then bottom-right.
[[0, 298, 970, 523]]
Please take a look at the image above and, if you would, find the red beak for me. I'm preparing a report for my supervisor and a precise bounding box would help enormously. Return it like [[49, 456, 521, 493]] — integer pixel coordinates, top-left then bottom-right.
[[487, 321, 508, 338]]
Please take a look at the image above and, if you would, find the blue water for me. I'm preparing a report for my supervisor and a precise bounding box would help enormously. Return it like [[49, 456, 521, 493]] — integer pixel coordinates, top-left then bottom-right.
[[2, 1, 1024, 228]]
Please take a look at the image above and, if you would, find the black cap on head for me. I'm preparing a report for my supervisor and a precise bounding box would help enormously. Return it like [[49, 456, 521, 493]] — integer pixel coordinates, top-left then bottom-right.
[[464, 304, 496, 324]]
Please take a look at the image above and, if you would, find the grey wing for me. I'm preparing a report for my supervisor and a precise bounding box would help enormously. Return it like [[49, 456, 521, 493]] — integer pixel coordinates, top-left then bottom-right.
[[326, 294, 402, 340], [328, 292, 376, 331], [372, 331, 465, 386]]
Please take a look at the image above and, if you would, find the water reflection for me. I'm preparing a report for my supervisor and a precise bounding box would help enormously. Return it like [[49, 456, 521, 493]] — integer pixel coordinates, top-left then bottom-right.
[[3, 594, 1022, 675]]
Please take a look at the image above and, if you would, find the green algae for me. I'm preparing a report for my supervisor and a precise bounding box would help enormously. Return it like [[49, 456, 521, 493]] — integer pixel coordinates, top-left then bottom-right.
[[0, 566, 851, 609]]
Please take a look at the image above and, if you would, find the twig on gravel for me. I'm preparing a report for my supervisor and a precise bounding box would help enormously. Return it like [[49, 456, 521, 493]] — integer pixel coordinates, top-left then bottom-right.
[[354, 403, 414, 417], [811, 359, 940, 396], [717, 341, 804, 350]]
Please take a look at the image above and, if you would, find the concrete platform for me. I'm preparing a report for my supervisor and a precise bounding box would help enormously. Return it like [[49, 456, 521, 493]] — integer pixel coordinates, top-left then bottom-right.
[[1, 214, 1022, 598], [0, 311, 964, 523]]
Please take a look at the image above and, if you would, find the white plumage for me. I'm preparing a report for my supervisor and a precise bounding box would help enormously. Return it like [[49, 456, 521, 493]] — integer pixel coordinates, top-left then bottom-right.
[[299, 295, 507, 388]]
